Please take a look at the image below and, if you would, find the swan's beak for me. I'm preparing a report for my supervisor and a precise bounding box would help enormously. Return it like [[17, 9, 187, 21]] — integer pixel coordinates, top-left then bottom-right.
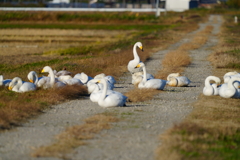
[[136, 64, 141, 68], [139, 46, 143, 51], [41, 69, 45, 73], [8, 86, 12, 90], [30, 79, 34, 83]]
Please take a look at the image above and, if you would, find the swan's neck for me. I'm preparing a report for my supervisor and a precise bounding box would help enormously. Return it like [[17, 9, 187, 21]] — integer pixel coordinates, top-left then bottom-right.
[[133, 44, 140, 62], [48, 69, 55, 87], [99, 78, 107, 103], [205, 76, 218, 87], [142, 65, 147, 84], [33, 73, 38, 85], [15, 78, 23, 91], [174, 78, 178, 86], [228, 79, 238, 90]]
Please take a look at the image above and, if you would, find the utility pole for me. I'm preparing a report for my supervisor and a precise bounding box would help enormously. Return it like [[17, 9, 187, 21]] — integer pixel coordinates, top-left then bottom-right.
[[155, 0, 160, 17]]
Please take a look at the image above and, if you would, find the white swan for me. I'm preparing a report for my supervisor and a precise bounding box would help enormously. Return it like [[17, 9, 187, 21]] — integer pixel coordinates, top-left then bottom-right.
[[127, 42, 144, 74], [60, 77, 84, 86], [8, 77, 36, 93], [167, 76, 191, 87], [219, 77, 240, 98], [0, 75, 11, 87], [41, 66, 66, 89], [223, 71, 240, 83], [131, 71, 154, 85], [93, 73, 115, 90], [74, 72, 93, 84], [55, 67, 73, 77], [87, 76, 114, 94], [203, 76, 221, 96], [95, 78, 127, 108], [167, 73, 180, 81], [27, 71, 48, 88], [136, 62, 167, 90]]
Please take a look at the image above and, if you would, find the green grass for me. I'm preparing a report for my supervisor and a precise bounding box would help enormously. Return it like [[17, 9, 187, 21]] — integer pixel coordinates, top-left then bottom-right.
[[179, 131, 240, 160]]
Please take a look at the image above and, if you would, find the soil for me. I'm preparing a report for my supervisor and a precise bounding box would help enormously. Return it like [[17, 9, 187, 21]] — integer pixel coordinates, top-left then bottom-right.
[[0, 15, 223, 160]]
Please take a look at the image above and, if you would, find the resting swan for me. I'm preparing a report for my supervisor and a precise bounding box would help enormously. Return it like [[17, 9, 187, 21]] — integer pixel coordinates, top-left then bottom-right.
[[167, 73, 180, 81], [55, 67, 73, 77], [136, 62, 167, 90], [8, 77, 36, 93], [95, 78, 127, 108], [132, 71, 154, 85], [223, 71, 240, 83], [219, 77, 240, 99], [93, 73, 115, 90], [41, 66, 66, 89], [167, 76, 191, 87], [203, 76, 221, 96], [74, 72, 93, 85], [127, 42, 144, 74], [0, 75, 11, 87]]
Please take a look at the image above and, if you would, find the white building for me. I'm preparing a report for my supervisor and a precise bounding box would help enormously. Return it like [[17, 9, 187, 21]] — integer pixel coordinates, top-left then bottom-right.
[[49, 0, 70, 4], [164, 0, 190, 12]]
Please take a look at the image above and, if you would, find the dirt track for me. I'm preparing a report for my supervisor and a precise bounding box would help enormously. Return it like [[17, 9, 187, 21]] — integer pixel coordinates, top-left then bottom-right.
[[0, 15, 223, 160]]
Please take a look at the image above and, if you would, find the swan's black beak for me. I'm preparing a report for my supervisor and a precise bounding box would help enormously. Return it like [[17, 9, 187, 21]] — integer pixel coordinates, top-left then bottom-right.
[[141, 48, 144, 52]]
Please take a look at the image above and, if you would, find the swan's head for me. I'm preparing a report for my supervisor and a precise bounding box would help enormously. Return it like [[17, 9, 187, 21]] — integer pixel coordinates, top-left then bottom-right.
[[28, 71, 37, 83], [8, 77, 21, 90], [136, 42, 143, 51], [41, 66, 52, 73]]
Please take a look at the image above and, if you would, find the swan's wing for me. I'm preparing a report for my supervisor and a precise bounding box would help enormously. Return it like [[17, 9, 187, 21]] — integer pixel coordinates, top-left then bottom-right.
[[20, 82, 36, 92]]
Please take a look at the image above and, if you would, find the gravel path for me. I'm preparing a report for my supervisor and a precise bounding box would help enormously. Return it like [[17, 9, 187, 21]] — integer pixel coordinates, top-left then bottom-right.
[[0, 15, 222, 160]]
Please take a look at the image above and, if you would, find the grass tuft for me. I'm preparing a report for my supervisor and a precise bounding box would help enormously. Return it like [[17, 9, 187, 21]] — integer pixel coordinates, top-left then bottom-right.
[[125, 88, 161, 102]]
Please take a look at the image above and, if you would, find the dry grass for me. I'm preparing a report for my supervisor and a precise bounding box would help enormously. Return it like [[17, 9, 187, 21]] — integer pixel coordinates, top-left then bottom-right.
[[32, 114, 118, 158], [0, 29, 134, 65], [125, 88, 162, 102]]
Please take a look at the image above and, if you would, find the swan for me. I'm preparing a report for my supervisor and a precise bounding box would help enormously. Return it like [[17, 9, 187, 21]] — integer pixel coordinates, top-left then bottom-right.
[[55, 67, 73, 77], [219, 77, 240, 98], [94, 78, 127, 108], [167, 76, 191, 87], [93, 73, 115, 90], [41, 66, 66, 89], [0, 75, 11, 87], [87, 77, 114, 94], [136, 62, 167, 90], [8, 77, 36, 93], [167, 73, 180, 81], [127, 42, 144, 74], [28, 71, 50, 88], [74, 72, 93, 84], [60, 77, 84, 86], [131, 71, 154, 85], [223, 71, 240, 83], [203, 76, 221, 96]]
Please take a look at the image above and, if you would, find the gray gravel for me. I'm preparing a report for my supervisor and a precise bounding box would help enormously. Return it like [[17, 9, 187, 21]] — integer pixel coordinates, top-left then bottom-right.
[[0, 15, 223, 160]]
